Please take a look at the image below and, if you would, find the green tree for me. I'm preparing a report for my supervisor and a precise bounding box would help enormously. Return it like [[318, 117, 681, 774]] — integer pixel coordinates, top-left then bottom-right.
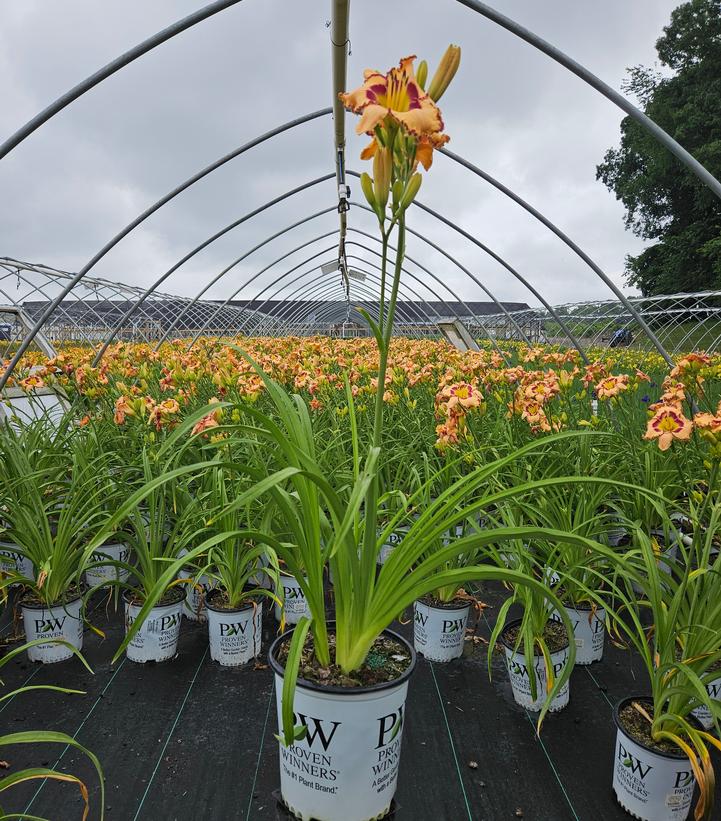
[[597, 0, 721, 295]]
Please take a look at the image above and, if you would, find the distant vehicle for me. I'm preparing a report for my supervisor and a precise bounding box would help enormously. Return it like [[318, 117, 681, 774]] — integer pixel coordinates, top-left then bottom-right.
[[609, 327, 634, 348], [0, 323, 12, 341]]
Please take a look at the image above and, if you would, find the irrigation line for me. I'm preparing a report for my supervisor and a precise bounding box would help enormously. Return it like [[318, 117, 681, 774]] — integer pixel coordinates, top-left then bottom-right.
[[244, 682, 275, 821], [132, 647, 209, 821], [583, 665, 615, 710], [23, 658, 128, 816], [479, 607, 580, 820], [0, 596, 108, 717], [0, 665, 42, 717], [522, 710, 581, 821], [428, 662, 474, 821]]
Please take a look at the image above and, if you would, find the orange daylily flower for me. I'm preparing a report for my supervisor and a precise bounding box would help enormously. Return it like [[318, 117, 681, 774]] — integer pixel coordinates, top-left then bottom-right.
[[694, 412, 721, 447], [595, 374, 630, 400], [644, 405, 693, 451], [19, 374, 45, 391], [191, 398, 223, 437], [114, 395, 134, 425], [340, 55, 449, 169]]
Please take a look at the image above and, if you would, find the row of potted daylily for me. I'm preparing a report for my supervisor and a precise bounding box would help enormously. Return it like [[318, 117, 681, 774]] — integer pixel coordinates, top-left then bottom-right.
[[3, 44, 721, 821], [2, 392, 720, 821]]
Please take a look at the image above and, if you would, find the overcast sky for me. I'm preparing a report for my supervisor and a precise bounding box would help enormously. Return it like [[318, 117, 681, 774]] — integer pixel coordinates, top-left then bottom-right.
[[0, 0, 682, 310]]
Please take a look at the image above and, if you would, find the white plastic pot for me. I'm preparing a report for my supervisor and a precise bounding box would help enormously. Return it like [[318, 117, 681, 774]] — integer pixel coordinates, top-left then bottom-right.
[[612, 697, 696, 821], [206, 594, 262, 666], [269, 628, 416, 821], [691, 673, 721, 730], [551, 603, 605, 665], [501, 619, 570, 712], [274, 572, 311, 625], [84, 541, 131, 588], [123, 591, 184, 663], [413, 599, 470, 663], [22, 595, 83, 663], [0, 541, 34, 583], [377, 526, 409, 566]]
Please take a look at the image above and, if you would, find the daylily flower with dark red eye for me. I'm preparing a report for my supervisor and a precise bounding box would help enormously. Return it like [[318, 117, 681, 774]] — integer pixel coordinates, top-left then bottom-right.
[[447, 383, 483, 411], [643, 405, 693, 451], [595, 374, 630, 400], [339, 55, 450, 169], [19, 374, 44, 391]]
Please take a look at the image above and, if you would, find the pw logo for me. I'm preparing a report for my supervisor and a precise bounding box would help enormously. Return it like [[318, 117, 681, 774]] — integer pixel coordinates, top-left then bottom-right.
[[442, 618, 464, 634], [414, 611, 428, 626], [159, 614, 181, 631], [283, 586, 305, 600], [293, 713, 341, 752], [219, 620, 249, 637], [707, 681, 721, 700], [618, 743, 653, 779], [376, 706, 404, 749], [35, 617, 66, 634]]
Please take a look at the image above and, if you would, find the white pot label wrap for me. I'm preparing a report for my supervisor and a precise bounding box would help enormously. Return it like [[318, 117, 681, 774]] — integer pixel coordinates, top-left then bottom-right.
[[613, 725, 695, 821], [274, 574, 311, 625], [124, 597, 183, 663], [413, 600, 470, 663], [377, 527, 408, 566], [207, 602, 262, 666], [274, 675, 410, 821], [551, 605, 605, 665], [691, 674, 721, 730], [0, 542, 34, 582], [22, 597, 83, 663], [503, 644, 570, 712], [85, 542, 131, 587], [178, 570, 212, 622]]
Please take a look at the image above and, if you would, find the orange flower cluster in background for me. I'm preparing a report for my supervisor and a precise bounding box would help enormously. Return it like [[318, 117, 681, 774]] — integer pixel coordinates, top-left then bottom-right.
[[5, 336, 721, 455], [435, 382, 484, 448]]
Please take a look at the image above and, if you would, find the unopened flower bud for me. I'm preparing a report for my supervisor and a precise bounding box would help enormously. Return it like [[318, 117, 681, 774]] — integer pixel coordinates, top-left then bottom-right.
[[360, 172, 377, 210], [373, 146, 392, 211], [427, 45, 461, 102], [416, 59, 428, 90], [400, 172, 423, 210]]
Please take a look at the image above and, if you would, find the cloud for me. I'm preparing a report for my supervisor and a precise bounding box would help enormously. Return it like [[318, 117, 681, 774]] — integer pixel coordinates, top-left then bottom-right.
[[0, 0, 681, 313]]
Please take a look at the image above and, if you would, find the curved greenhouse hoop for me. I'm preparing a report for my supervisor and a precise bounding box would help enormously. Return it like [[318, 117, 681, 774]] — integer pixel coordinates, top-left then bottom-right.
[[1, 0, 719, 373], [0, 109, 332, 388]]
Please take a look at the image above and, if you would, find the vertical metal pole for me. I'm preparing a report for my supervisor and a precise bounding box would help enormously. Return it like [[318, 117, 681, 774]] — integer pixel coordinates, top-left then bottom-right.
[[331, 0, 351, 292]]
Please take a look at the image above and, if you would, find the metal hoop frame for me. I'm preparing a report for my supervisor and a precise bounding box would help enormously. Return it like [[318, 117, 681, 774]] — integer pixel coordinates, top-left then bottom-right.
[[2, 0, 721, 381]]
